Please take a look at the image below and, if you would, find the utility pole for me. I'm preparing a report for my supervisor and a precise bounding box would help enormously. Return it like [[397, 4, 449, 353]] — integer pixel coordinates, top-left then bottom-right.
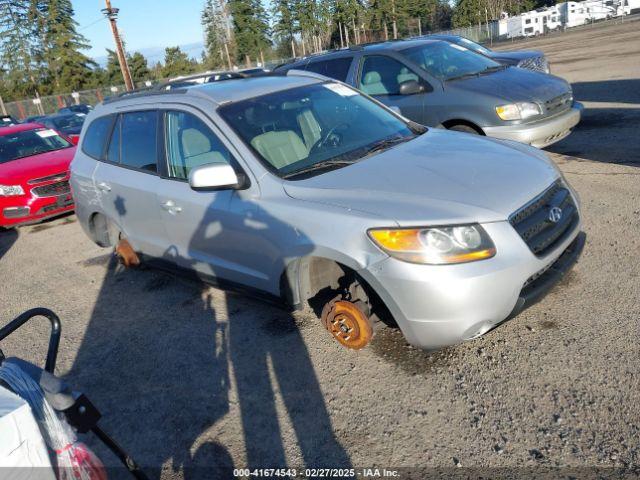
[[102, 0, 134, 91]]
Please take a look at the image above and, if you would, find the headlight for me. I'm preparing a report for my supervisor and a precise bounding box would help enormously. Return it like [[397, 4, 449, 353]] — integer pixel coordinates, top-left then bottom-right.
[[0, 185, 25, 196], [368, 224, 496, 265], [496, 102, 542, 121]]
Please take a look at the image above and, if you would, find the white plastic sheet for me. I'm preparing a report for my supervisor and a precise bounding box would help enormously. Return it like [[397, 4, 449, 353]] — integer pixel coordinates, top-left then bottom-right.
[[0, 385, 56, 479]]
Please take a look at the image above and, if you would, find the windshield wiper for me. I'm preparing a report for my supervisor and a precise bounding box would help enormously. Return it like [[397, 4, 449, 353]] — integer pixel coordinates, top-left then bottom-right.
[[446, 72, 481, 81], [479, 65, 506, 75], [446, 65, 505, 81], [360, 135, 414, 159], [282, 136, 414, 179], [282, 159, 357, 179]]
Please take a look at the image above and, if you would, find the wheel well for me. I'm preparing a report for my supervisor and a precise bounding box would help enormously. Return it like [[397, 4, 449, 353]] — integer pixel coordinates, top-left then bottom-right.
[[88, 212, 117, 247], [441, 119, 485, 135], [280, 257, 395, 325]]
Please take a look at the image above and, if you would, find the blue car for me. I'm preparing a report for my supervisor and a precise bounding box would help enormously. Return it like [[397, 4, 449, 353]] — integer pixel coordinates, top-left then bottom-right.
[[425, 34, 550, 73]]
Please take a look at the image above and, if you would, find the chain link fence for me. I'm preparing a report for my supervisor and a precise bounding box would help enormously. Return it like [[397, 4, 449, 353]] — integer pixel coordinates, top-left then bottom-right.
[[2, 84, 130, 120], [2, 13, 635, 120]]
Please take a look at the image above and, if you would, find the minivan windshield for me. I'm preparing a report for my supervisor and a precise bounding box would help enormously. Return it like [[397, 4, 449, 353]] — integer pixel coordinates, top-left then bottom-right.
[[403, 42, 502, 81], [0, 128, 72, 164], [452, 37, 493, 56], [219, 83, 421, 179]]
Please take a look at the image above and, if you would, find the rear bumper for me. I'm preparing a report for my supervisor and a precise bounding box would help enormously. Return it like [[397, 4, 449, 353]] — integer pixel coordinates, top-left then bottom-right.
[[484, 103, 583, 148]]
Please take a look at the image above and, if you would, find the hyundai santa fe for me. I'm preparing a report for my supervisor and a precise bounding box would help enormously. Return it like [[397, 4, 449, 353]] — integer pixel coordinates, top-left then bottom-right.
[[70, 71, 585, 350], [277, 39, 581, 148]]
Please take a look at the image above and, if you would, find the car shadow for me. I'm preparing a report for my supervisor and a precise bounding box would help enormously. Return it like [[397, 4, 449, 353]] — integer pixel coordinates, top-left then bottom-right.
[[67, 191, 351, 477], [546, 79, 640, 165], [0, 227, 18, 260]]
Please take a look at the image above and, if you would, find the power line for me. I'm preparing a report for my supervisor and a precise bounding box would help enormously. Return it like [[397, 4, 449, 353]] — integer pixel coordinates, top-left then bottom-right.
[[78, 16, 107, 31]]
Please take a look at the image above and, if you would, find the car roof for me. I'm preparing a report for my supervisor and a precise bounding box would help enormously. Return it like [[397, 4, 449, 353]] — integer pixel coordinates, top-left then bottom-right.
[[425, 34, 461, 40], [284, 38, 445, 65], [0, 122, 45, 136], [41, 112, 83, 120], [100, 74, 322, 110]]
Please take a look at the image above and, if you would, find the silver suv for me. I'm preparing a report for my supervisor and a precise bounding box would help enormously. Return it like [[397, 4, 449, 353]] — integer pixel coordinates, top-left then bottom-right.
[[70, 71, 585, 350]]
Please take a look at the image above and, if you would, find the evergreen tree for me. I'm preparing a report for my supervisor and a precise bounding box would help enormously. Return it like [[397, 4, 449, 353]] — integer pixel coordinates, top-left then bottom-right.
[[161, 46, 197, 78], [272, 0, 297, 55], [128, 52, 150, 83], [452, 0, 484, 27], [103, 49, 123, 85], [228, 0, 270, 63], [202, 0, 232, 69], [35, 0, 95, 92], [0, 0, 41, 99]]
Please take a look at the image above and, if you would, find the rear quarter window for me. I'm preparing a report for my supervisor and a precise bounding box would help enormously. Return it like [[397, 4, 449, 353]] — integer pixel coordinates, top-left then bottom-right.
[[82, 115, 114, 159], [304, 57, 353, 81]]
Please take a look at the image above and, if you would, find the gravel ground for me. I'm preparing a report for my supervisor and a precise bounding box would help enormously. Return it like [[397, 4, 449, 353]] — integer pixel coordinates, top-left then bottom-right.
[[1, 19, 639, 480]]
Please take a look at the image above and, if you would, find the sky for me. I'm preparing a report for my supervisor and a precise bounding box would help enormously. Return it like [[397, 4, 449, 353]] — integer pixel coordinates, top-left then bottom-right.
[[73, 0, 207, 64]]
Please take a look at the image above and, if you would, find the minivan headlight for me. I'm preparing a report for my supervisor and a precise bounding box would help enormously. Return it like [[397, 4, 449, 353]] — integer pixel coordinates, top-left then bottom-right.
[[0, 185, 25, 196], [368, 224, 496, 265], [496, 102, 542, 121]]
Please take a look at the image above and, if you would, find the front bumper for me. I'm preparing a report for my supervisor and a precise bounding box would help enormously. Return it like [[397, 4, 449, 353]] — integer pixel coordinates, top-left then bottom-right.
[[483, 103, 583, 148], [0, 194, 74, 227], [359, 221, 585, 350]]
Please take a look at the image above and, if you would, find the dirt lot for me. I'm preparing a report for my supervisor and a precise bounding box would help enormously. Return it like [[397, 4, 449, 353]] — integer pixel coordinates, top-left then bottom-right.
[[1, 19, 639, 480]]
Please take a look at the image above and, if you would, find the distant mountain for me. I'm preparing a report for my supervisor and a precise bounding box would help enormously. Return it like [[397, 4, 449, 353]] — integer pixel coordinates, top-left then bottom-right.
[[92, 41, 205, 67]]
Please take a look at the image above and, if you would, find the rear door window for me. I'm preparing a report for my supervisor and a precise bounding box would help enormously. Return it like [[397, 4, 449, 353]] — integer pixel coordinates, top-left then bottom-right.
[[305, 57, 353, 81], [82, 115, 113, 159], [119, 111, 158, 172], [106, 115, 121, 163]]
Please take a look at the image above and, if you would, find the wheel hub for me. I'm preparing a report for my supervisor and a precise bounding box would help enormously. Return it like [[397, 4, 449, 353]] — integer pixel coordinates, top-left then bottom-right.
[[321, 299, 373, 350]]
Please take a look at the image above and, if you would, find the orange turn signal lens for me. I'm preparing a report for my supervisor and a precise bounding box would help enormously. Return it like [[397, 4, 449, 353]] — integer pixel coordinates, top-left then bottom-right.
[[368, 225, 496, 265], [368, 229, 422, 252]]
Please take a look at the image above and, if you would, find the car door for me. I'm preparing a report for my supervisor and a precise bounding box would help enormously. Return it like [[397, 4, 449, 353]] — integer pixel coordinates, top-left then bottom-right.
[[356, 54, 428, 123], [92, 109, 167, 257], [155, 108, 271, 292]]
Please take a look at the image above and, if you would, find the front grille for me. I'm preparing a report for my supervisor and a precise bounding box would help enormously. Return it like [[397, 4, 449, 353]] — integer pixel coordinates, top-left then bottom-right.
[[37, 197, 73, 214], [31, 180, 70, 198], [27, 172, 67, 185], [519, 56, 548, 73], [545, 92, 573, 116], [509, 181, 579, 257], [3, 207, 29, 218]]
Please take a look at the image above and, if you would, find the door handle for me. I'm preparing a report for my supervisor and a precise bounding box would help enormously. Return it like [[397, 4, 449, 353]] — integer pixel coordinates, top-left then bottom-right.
[[97, 182, 111, 192], [161, 200, 182, 214]]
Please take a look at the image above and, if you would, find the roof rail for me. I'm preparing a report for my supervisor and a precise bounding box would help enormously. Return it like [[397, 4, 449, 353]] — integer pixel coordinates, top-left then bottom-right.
[[103, 87, 188, 105], [156, 71, 247, 90], [347, 38, 407, 50]]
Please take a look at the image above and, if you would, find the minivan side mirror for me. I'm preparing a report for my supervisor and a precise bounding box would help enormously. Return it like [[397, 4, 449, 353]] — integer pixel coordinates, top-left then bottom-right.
[[188, 163, 243, 191], [399, 79, 424, 96]]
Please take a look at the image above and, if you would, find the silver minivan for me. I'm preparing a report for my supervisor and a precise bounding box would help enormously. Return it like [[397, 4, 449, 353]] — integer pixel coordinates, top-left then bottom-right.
[[71, 71, 585, 350]]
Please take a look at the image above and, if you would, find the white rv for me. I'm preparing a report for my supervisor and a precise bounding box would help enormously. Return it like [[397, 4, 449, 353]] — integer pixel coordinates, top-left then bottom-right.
[[502, 7, 562, 38], [558, 2, 589, 27]]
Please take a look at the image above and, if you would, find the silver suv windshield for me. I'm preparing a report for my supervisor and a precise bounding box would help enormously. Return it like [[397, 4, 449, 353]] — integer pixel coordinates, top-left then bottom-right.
[[219, 82, 422, 179], [403, 42, 502, 81]]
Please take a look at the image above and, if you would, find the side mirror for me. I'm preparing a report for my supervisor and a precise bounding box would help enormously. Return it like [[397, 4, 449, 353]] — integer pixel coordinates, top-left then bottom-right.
[[399, 79, 424, 96], [188, 163, 244, 191]]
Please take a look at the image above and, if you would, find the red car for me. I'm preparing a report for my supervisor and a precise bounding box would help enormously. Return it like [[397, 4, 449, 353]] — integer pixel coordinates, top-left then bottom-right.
[[0, 123, 75, 227]]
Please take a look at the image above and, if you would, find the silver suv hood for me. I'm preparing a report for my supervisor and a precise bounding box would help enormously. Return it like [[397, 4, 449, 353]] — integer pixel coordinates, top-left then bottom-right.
[[283, 129, 559, 226]]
